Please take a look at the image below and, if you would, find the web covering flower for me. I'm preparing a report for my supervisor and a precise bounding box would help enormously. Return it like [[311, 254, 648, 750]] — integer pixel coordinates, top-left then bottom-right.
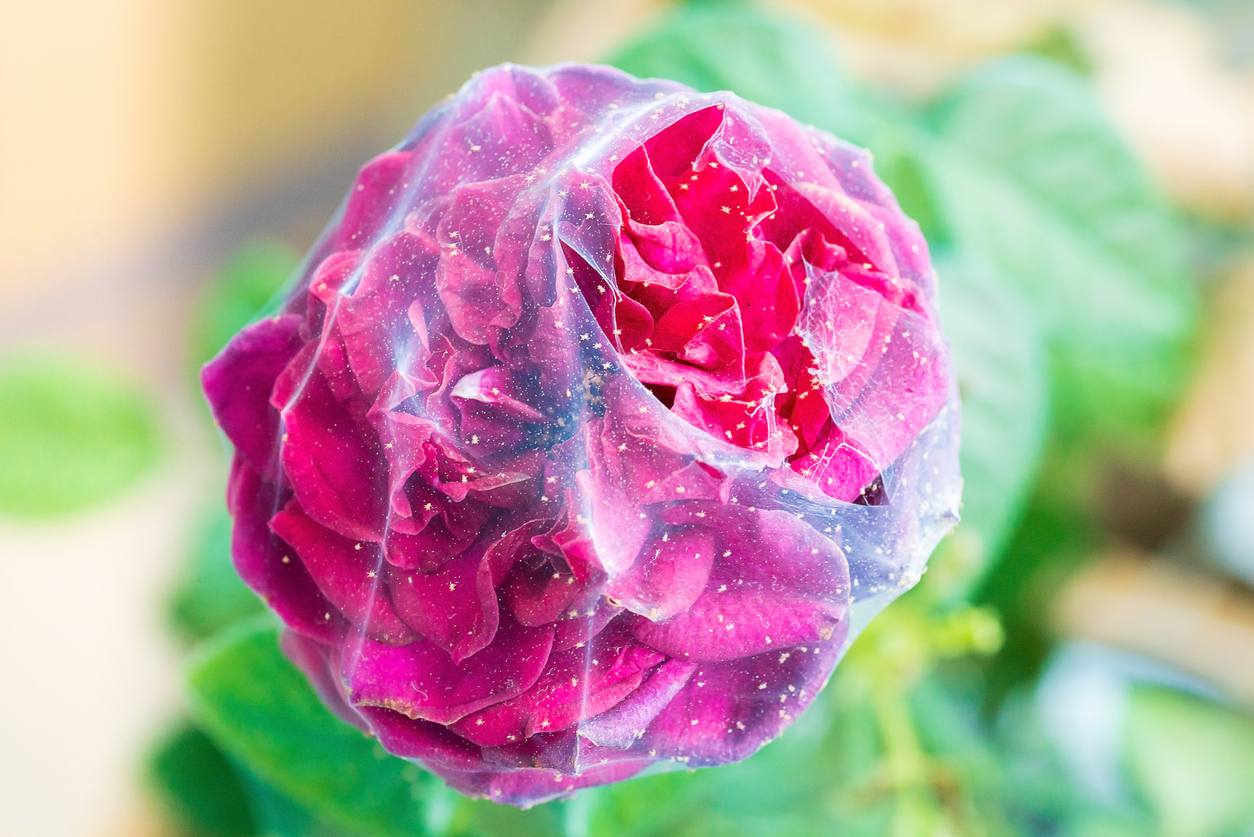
[[203, 63, 960, 807]]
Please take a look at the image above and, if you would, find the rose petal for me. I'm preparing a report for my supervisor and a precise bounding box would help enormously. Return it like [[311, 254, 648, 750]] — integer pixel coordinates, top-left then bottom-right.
[[270, 500, 417, 645], [203, 314, 303, 473], [225, 457, 344, 643], [335, 151, 413, 249], [349, 615, 554, 725], [387, 536, 500, 662], [606, 526, 715, 622], [450, 623, 665, 746], [639, 638, 844, 765], [274, 356, 388, 542], [578, 658, 697, 749]]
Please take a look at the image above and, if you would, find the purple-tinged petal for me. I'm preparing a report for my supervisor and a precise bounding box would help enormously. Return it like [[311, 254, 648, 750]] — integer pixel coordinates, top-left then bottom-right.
[[273, 356, 388, 542], [203, 314, 303, 473], [639, 638, 844, 765], [269, 500, 416, 646], [335, 151, 413, 250], [281, 631, 369, 732], [579, 658, 697, 749], [606, 526, 714, 622], [551, 601, 622, 652], [387, 537, 499, 662], [442, 758, 649, 808], [349, 615, 554, 725], [449, 624, 665, 746], [356, 705, 486, 773], [225, 457, 345, 643]]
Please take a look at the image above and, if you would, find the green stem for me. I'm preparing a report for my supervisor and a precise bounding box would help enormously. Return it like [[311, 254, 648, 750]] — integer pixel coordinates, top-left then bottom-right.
[[869, 676, 949, 837]]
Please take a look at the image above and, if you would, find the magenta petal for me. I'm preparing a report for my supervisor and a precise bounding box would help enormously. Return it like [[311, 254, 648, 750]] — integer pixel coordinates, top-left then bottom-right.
[[225, 457, 345, 643], [336, 232, 440, 398], [350, 616, 555, 725], [612, 145, 683, 227], [632, 505, 849, 661], [449, 624, 665, 746], [387, 538, 500, 662], [269, 501, 416, 646], [502, 560, 581, 628], [660, 503, 850, 600], [579, 658, 697, 748], [335, 151, 413, 249], [640, 639, 845, 765], [203, 314, 303, 473], [650, 293, 744, 375], [443, 759, 649, 807], [435, 180, 525, 345], [606, 526, 714, 622], [384, 486, 492, 569], [630, 589, 843, 662], [789, 426, 878, 503], [721, 239, 799, 354], [551, 602, 622, 651], [624, 218, 704, 274], [274, 361, 388, 542], [281, 631, 369, 732], [451, 366, 546, 422], [357, 705, 486, 773]]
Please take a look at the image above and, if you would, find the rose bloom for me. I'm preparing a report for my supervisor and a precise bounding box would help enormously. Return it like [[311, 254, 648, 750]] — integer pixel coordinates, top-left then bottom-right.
[[204, 63, 959, 807]]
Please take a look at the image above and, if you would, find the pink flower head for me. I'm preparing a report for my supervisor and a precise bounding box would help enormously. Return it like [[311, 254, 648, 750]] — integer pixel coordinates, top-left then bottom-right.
[[203, 63, 959, 807]]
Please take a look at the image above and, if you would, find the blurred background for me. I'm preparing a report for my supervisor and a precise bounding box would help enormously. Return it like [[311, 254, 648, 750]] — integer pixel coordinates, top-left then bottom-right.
[[3, 1, 1254, 835]]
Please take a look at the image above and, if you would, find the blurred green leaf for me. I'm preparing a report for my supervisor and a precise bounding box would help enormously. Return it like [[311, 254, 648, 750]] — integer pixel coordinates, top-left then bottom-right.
[[976, 489, 1100, 707], [1023, 27, 1093, 76], [922, 57, 1198, 447], [186, 618, 438, 837], [167, 501, 263, 644], [192, 239, 299, 370], [933, 253, 1050, 593], [608, 3, 869, 141], [1124, 686, 1254, 837], [234, 768, 351, 837], [1064, 811, 1162, 837], [0, 352, 160, 518], [147, 721, 257, 837]]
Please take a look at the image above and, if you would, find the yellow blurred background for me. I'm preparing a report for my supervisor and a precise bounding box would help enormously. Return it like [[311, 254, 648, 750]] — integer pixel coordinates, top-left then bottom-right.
[[3, 1, 1254, 835], [0, 0, 564, 307]]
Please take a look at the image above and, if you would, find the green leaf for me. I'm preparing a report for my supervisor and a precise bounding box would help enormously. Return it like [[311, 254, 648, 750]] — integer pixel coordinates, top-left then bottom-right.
[[146, 720, 258, 837], [1124, 686, 1254, 837], [233, 768, 351, 837], [167, 501, 264, 644], [1064, 811, 1161, 837], [921, 57, 1197, 445], [607, 3, 869, 142], [192, 239, 299, 370], [0, 352, 160, 518], [933, 252, 1050, 591], [185, 618, 438, 837], [975, 489, 1099, 706]]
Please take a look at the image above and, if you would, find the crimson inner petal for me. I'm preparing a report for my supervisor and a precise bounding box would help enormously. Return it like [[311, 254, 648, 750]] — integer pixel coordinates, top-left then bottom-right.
[[607, 107, 872, 497]]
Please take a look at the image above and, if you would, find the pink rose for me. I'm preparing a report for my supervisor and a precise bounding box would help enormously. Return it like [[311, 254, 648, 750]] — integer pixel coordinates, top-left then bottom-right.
[[203, 63, 959, 807]]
